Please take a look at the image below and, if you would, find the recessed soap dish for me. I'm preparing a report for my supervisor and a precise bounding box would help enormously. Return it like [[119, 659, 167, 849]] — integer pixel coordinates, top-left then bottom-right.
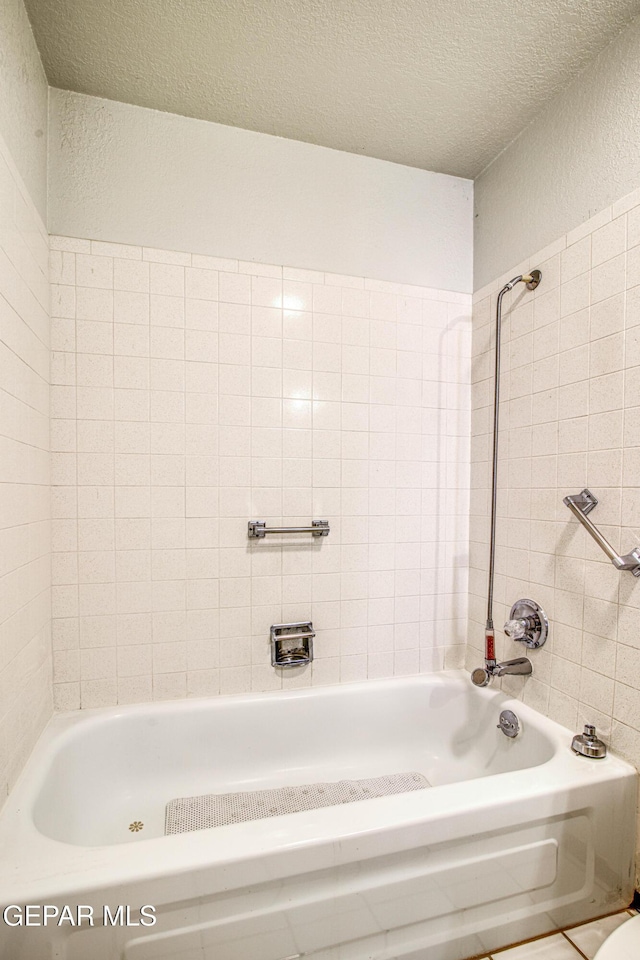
[[270, 622, 314, 668]]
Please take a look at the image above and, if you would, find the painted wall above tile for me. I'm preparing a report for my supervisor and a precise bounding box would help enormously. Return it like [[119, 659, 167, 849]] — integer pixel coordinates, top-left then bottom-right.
[[47, 91, 473, 293]]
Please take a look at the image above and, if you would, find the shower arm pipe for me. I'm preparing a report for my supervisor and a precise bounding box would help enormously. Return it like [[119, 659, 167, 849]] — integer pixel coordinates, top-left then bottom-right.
[[485, 270, 541, 667]]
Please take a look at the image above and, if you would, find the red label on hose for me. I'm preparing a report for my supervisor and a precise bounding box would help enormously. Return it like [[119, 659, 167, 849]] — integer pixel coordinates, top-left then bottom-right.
[[486, 631, 495, 661]]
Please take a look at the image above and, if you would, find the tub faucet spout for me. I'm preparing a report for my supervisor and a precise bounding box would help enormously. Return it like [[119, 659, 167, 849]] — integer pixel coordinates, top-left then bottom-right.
[[494, 657, 532, 677], [471, 656, 532, 686]]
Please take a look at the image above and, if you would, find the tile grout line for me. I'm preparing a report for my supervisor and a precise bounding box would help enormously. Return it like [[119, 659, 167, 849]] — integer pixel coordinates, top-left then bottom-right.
[[560, 907, 638, 959], [560, 929, 591, 959], [483, 907, 636, 959]]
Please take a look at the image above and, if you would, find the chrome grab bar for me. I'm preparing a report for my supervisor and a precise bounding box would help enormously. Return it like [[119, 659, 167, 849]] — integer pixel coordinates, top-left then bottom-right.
[[563, 489, 640, 577], [248, 520, 330, 539]]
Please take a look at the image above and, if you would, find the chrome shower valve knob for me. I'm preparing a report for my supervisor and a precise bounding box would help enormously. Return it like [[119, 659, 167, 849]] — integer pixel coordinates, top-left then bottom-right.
[[504, 599, 548, 649], [504, 617, 537, 640]]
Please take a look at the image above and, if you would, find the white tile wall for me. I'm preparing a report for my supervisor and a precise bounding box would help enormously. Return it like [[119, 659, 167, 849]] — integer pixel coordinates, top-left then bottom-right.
[[50, 237, 471, 710], [467, 186, 640, 883], [0, 134, 51, 806]]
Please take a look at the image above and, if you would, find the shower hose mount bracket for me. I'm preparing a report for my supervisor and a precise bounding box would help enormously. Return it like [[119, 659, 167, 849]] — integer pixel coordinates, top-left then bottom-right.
[[524, 269, 542, 291]]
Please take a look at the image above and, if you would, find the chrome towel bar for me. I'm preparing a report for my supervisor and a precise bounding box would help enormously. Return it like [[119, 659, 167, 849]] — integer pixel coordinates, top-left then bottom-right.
[[248, 520, 330, 539], [563, 489, 640, 577]]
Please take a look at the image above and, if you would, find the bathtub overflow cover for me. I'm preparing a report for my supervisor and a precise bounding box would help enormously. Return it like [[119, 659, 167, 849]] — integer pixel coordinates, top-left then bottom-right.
[[497, 710, 520, 738]]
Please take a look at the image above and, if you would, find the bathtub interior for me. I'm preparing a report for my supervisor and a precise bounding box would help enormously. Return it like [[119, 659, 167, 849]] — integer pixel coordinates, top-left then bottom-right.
[[32, 677, 556, 846]]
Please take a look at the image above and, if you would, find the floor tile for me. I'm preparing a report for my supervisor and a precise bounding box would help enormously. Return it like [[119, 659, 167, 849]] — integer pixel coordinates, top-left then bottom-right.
[[564, 911, 634, 959], [492, 932, 582, 959]]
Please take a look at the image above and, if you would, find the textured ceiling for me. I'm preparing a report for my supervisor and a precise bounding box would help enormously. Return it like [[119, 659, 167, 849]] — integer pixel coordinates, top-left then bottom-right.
[[25, 0, 640, 178]]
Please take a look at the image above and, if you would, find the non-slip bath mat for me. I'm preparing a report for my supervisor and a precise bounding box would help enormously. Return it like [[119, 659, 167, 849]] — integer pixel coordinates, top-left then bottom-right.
[[165, 772, 430, 834]]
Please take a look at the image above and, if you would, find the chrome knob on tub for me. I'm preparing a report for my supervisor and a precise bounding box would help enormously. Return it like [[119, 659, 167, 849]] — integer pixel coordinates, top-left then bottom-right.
[[504, 598, 548, 648], [504, 617, 536, 640], [497, 709, 520, 738], [571, 724, 607, 758]]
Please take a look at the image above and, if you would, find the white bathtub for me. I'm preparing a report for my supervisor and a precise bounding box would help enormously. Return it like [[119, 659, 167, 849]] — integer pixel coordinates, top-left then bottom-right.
[[0, 671, 635, 960]]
